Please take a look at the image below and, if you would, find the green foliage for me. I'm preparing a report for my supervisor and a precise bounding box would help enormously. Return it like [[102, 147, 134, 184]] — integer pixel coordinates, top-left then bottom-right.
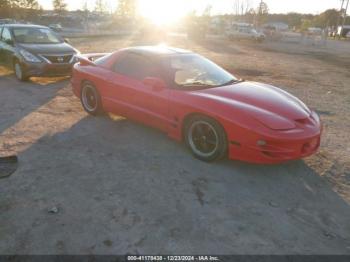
[[312, 9, 339, 27], [256, 9, 347, 29], [301, 19, 312, 32]]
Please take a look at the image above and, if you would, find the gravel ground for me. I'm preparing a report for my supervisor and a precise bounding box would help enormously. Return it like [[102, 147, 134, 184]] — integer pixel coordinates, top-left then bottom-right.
[[0, 35, 349, 254]]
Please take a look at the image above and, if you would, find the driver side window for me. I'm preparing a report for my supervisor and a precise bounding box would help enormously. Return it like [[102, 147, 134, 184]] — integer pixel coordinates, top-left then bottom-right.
[[113, 53, 160, 81], [1, 28, 12, 43]]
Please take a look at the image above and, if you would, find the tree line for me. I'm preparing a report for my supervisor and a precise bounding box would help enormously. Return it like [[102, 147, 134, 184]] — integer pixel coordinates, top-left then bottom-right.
[[0, 0, 349, 30], [0, 0, 42, 20], [0, 0, 138, 19]]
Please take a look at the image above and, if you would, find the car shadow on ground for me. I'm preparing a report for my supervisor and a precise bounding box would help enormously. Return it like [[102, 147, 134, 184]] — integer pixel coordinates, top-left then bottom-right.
[[1, 114, 350, 254], [0, 65, 69, 136]]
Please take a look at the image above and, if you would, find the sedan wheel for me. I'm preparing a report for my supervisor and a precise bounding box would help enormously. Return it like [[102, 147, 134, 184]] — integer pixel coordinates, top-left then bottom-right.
[[81, 83, 102, 115], [186, 116, 227, 162], [14, 62, 29, 81]]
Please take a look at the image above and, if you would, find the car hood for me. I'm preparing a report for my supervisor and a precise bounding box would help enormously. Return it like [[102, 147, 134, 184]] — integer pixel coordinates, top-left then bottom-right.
[[192, 81, 311, 129], [17, 43, 76, 55]]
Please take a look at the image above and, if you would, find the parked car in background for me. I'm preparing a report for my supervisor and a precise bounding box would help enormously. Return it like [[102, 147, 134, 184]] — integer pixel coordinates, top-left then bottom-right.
[[226, 25, 265, 42], [71, 46, 321, 163], [49, 24, 63, 32], [0, 19, 16, 25], [338, 25, 350, 38], [307, 27, 322, 36], [0, 24, 79, 81]]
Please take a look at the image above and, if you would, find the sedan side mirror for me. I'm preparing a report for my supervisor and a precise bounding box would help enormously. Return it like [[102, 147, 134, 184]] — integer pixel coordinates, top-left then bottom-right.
[[143, 77, 166, 91], [5, 39, 14, 46], [64, 38, 70, 44]]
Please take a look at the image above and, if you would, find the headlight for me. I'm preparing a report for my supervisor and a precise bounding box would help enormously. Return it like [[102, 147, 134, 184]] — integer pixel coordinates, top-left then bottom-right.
[[72, 55, 79, 63], [19, 49, 41, 63]]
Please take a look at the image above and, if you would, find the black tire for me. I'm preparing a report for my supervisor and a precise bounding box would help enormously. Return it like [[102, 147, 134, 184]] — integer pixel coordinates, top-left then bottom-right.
[[80, 82, 103, 116], [185, 115, 228, 162], [13, 60, 29, 81]]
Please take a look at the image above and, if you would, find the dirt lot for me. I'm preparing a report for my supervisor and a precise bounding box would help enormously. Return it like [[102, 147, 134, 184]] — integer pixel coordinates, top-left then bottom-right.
[[0, 35, 350, 254]]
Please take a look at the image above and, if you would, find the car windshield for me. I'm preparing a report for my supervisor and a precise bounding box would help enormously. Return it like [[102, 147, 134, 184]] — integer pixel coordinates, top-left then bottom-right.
[[168, 54, 238, 88], [12, 27, 63, 44]]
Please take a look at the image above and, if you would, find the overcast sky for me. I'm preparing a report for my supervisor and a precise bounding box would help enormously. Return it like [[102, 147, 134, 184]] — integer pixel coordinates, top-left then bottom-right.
[[37, 0, 346, 15]]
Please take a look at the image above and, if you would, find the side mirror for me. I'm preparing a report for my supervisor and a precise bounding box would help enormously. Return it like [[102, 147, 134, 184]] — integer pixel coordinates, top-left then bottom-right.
[[5, 39, 14, 46], [64, 38, 70, 44], [143, 77, 166, 91]]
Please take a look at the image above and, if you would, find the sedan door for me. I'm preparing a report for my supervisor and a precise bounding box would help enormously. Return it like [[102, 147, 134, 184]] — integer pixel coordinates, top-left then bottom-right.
[[102, 53, 173, 132], [0, 26, 3, 61], [0, 27, 15, 65]]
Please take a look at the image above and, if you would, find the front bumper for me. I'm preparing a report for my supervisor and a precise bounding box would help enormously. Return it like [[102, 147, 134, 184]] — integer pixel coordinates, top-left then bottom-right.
[[228, 133, 321, 164], [23, 61, 75, 77], [226, 112, 322, 164]]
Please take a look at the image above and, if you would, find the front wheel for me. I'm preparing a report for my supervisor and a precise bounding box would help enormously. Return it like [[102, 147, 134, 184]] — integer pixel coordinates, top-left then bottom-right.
[[185, 116, 228, 162], [81, 82, 103, 116], [14, 61, 29, 81]]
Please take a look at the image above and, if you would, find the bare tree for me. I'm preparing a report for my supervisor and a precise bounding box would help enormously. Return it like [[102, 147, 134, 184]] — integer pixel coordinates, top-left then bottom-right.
[[241, 0, 252, 15], [256, 0, 269, 26], [203, 4, 212, 17], [233, 0, 240, 15], [95, 0, 107, 14], [3, 0, 41, 20], [53, 0, 67, 17], [233, 0, 252, 16], [115, 0, 137, 19]]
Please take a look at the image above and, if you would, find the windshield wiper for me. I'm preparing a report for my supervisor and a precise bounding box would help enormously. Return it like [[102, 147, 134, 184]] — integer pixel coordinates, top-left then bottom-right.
[[220, 79, 245, 86], [182, 81, 215, 87]]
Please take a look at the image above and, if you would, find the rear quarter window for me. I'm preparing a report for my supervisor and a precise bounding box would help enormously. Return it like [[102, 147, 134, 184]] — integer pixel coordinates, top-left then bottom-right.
[[94, 54, 113, 65], [113, 53, 161, 81]]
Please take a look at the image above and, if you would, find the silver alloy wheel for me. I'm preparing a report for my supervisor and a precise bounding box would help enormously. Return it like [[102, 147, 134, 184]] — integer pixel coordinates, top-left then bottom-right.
[[188, 120, 219, 158], [15, 63, 22, 80], [82, 84, 98, 112]]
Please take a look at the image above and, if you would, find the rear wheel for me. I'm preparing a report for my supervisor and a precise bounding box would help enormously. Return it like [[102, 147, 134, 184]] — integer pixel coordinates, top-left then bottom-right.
[[81, 82, 103, 115], [185, 116, 228, 162], [14, 61, 29, 81]]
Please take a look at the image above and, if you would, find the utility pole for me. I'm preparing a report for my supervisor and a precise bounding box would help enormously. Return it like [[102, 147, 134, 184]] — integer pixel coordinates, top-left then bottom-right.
[[340, 0, 349, 37], [336, 0, 345, 38], [255, 0, 263, 27]]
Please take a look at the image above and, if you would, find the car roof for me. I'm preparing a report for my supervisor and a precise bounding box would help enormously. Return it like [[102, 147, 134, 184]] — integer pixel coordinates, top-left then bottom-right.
[[122, 46, 192, 57], [3, 24, 48, 29]]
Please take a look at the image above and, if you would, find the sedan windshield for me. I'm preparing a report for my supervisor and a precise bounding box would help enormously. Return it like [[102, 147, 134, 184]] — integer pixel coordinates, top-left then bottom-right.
[[12, 27, 63, 44], [168, 54, 238, 88]]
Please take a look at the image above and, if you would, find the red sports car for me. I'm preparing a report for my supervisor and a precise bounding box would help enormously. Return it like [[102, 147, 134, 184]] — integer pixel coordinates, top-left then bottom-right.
[[71, 46, 321, 164]]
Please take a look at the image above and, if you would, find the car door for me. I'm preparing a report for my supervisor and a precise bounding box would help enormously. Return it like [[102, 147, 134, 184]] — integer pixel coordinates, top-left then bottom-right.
[[0, 27, 15, 65], [0, 26, 3, 61], [102, 52, 172, 131]]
